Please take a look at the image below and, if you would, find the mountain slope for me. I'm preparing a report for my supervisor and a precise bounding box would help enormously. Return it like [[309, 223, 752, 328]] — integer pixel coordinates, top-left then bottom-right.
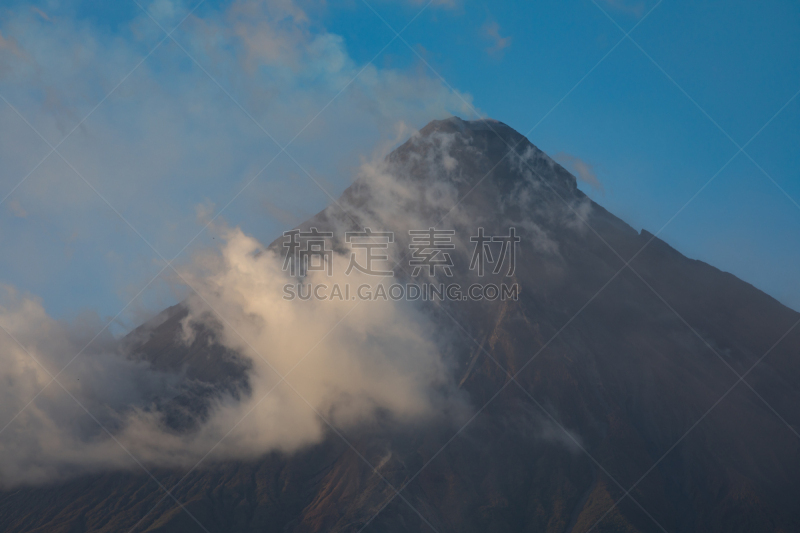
[[1, 117, 798, 533]]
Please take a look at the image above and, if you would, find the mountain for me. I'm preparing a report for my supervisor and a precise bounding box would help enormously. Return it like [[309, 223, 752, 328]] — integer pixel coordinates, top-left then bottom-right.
[[1, 117, 799, 533]]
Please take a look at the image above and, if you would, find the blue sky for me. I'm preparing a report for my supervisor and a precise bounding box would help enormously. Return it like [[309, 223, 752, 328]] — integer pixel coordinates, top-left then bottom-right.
[[0, 0, 798, 331]]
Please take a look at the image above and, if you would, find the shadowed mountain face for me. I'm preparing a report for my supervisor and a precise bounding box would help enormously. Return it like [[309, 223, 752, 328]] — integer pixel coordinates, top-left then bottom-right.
[[1, 117, 799, 533]]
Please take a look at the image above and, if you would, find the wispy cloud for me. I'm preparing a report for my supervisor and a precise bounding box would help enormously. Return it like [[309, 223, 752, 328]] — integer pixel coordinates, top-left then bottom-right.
[[555, 152, 604, 193], [0, 0, 473, 324], [482, 20, 512, 57]]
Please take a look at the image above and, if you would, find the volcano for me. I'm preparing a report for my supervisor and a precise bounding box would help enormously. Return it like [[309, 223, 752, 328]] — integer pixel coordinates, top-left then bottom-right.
[[1, 117, 799, 533]]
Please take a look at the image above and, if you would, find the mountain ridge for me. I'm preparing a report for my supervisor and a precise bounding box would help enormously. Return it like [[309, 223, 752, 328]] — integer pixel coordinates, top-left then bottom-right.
[[1, 117, 799, 533]]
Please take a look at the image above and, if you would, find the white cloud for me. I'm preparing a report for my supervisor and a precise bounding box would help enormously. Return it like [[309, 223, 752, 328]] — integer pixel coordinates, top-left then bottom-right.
[[554, 152, 604, 193], [0, 285, 183, 486], [0, 224, 468, 487], [0, 127, 475, 487], [0, 0, 474, 325]]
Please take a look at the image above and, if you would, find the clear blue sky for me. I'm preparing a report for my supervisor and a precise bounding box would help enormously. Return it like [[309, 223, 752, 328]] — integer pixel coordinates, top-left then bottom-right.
[[0, 0, 798, 331]]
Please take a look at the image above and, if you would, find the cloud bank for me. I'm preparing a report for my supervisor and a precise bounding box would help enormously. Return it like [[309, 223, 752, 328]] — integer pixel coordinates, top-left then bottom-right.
[[0, 226, 468, 488], [0, 126, 474, 488]]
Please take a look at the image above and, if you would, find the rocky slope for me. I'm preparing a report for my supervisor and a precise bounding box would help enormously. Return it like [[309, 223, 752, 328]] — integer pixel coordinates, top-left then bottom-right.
[[1, 117, 798, 533]]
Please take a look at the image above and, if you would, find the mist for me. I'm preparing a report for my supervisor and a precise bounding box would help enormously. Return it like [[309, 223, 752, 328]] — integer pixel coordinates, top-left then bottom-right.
[[0, 129, 475, 488]]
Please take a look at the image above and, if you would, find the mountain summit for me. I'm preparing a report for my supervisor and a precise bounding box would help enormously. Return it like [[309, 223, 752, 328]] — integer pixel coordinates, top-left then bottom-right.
[[1, 118, 799, 533]]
